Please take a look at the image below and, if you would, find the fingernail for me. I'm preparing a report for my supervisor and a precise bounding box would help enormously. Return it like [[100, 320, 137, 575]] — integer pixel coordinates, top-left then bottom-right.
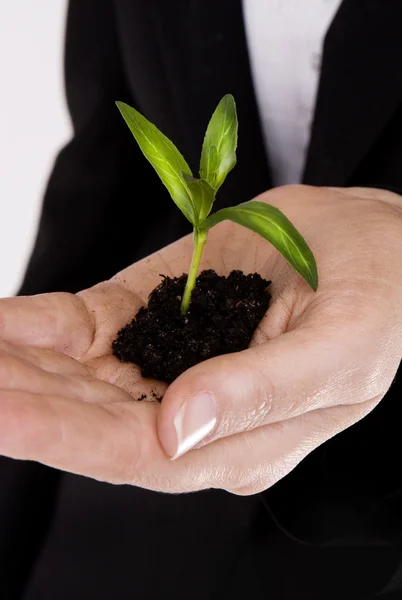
[[170, 393, 217, 460]]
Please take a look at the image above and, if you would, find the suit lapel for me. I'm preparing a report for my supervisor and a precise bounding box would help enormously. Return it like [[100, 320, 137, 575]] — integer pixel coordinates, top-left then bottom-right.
[[152, 0, 402, 191], [152, 0, 272, 207], [303, 0, 402, 186]]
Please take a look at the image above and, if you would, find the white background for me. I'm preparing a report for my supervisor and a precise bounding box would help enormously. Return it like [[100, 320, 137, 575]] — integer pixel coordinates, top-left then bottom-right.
[[0, 1, 71, 297]]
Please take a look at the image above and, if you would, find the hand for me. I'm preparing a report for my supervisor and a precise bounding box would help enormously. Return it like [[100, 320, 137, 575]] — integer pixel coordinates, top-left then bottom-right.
[[0, 185, 401, 494]]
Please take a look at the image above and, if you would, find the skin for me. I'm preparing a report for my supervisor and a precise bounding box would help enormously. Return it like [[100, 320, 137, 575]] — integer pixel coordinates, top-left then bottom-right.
[[0, 184, 401, 495]]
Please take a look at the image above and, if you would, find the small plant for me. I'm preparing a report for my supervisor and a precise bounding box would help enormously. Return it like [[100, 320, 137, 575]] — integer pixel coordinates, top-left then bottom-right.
[[116, 94, 318, 314]]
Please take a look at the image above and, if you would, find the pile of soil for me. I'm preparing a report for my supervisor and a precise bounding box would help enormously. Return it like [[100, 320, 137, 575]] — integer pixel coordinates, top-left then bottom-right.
[[112, 269, 271, 384]]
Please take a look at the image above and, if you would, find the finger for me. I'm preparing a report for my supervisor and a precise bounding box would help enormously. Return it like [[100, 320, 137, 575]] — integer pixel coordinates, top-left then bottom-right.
[[157, 325, 385, 459], [0, 293, 94, 358], [0, 340, 89, 376], [0, 388, 376, 494], [0, 390, 143, 483], [0, 344, 131, 405], [0, 390, 190, 488], [200, 397, 378, 495]]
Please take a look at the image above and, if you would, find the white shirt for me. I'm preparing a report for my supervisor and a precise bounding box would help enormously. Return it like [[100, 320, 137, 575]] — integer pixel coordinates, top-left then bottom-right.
[[242, 0, 343, 186]]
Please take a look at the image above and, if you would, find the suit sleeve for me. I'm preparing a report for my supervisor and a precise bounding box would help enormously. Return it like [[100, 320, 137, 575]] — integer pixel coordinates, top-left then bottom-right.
[[0, 2, 144, 597]]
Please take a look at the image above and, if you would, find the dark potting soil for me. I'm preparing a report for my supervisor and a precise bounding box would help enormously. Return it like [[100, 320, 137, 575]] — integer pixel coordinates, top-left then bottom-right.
[[112, 270, 271, 385]]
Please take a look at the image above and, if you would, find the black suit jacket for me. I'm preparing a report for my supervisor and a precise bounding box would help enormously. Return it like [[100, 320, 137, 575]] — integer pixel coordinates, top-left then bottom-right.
[[1, 1, 402, 598]]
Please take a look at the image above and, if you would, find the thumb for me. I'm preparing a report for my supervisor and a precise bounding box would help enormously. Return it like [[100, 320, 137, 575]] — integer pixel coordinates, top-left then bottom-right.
[[157, 327, 376, 460]]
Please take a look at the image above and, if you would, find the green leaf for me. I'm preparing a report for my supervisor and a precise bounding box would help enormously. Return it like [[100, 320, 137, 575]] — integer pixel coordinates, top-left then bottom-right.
[[202, 201, 318, 290], [206, 144, 219, 183], [199, 94, 238, 191], [182, 174, 216, 223], [116, 101, 196, 224]]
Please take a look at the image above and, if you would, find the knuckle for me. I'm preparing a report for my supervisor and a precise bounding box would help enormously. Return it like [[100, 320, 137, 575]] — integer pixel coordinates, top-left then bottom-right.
[[229, 485, 260, 496], [351, 358, 396, 404], [222, 463, 277, 496], [229, 469, 279, 496]]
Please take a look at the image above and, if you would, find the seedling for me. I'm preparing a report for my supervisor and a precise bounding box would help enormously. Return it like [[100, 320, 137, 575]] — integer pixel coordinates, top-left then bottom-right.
[[116, 95, 318, 314]]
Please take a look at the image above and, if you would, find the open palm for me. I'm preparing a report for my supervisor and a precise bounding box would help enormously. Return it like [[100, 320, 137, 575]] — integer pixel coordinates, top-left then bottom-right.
[[1, 185, 401, 495], [0, 192, 279, 488]]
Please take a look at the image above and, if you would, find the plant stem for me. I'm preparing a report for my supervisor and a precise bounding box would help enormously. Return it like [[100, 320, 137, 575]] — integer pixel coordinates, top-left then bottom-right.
[[181, 228, 208, 315]]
